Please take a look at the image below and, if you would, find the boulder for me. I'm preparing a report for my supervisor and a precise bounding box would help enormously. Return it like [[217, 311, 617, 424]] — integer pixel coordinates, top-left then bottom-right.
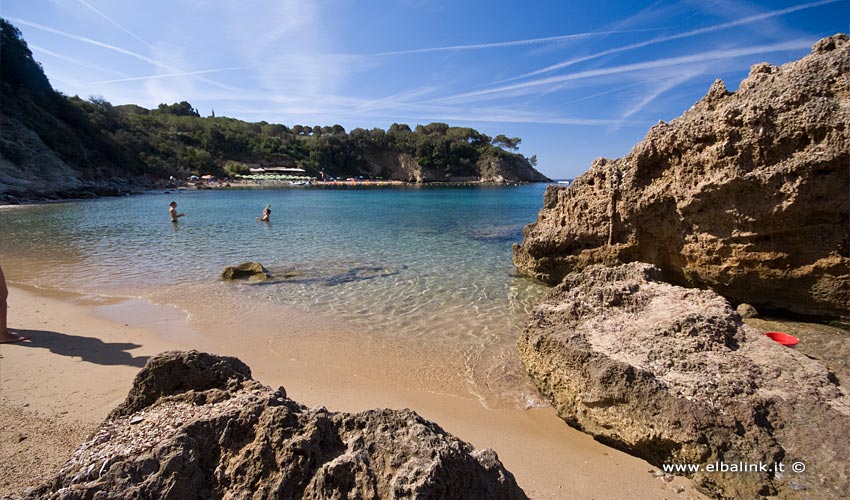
[[520, 262, 850, 499], [513, 34, 850, 317], [27, 351, 526, 500], [221, 261, 270, 280], [736, 303, 760, 318]]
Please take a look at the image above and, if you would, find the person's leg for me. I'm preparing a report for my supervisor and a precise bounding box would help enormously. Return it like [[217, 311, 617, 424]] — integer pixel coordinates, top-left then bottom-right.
[[0, 265, 28, 343]]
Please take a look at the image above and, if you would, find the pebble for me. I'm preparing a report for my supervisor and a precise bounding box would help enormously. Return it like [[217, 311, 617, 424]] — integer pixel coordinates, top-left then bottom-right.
[[663, 474, 674, 482], [674, 485, 685, 493], [129, 416, 144, 425]]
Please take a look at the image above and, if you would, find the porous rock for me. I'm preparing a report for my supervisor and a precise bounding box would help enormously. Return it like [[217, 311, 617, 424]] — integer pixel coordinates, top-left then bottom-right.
[[221, 261, 270, 280], [513, 34, 850, 317], [519, 262, 850, 499], [26, 351, 526, 500]]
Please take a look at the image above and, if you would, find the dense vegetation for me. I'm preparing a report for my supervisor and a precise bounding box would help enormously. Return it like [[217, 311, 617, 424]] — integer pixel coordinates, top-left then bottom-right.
[[0, 18, 541, 183]]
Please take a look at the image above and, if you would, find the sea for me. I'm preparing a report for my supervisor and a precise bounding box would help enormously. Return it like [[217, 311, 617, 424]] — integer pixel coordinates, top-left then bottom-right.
[[0, 183, 556, 409]]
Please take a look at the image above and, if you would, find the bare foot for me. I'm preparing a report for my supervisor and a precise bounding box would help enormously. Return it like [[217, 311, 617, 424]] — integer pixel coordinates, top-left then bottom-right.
[[0, 331, 29, 343]]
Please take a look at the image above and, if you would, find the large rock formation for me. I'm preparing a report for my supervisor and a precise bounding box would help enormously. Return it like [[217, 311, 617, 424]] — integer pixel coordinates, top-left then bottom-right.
[[513, 34, 850, 317], [26, 351, 526, 500], [520, 262, 850, 499], [363, 150, 550, 184]]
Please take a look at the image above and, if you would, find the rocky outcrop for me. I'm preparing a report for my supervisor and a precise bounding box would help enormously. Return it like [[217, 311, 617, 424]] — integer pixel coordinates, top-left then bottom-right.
[[520, 262, 850, 499], [513, 34, 850, 317], [476, 152, 550, 183], [363, 150, 550, 184], [221, 262, 271, 280], [26, 351, 525, 500]]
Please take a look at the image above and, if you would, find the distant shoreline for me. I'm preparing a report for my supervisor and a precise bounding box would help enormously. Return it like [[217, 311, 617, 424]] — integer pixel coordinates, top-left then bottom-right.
[[2, 177, 554, 206]]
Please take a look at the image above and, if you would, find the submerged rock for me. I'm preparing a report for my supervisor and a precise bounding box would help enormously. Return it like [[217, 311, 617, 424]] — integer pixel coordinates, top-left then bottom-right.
[[27, 351, 526, 500], [519, 262, 850, 499], [221, 261, 270, 280], [513, 34, 850, 317]]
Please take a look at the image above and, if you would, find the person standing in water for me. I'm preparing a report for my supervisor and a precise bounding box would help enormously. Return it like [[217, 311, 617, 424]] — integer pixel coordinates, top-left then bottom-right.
[[169, 201, 186, 222], [256, 204, 271, 222]]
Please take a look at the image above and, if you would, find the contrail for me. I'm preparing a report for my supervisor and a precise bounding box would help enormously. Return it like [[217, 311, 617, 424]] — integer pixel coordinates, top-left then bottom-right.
[[30, 44, 127, 78], [73, 0, 156, 50], [513, 0, 842, 80], [374, 29, 657, 56], [8, 17, 239, 92], [445, 39, 814, 101], [90, 68, 242, 85]]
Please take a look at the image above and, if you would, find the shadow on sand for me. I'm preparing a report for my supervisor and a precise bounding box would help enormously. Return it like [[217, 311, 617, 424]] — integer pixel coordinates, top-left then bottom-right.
[[13, 329, 150, 368]]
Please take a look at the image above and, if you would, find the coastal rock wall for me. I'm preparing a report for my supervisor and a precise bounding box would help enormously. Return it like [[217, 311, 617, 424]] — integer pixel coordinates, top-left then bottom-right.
[[27, 351, 526, 500], [363, 150, 550, 183], [520, 262, 850, 499], [513, 34, 850, 317], [476, 152, 551, 183]]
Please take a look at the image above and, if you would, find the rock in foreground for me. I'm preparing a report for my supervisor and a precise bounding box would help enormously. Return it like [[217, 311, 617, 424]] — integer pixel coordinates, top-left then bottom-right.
[[513, 34, 850, 317], [27, 351, 526, 500], [520, 263, 850, 499], [221, 261, 270, 280]]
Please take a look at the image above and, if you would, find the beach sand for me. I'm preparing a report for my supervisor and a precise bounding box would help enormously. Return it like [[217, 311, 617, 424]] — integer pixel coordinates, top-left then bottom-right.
[[0, 285, 706, 499]]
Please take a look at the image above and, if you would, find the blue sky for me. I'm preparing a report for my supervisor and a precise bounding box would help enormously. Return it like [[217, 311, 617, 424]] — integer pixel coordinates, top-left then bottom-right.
[[2, 0, 848, 178]]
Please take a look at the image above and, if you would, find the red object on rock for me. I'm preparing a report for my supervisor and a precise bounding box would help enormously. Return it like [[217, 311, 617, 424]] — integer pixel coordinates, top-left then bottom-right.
[[764, 331, 799, 347]]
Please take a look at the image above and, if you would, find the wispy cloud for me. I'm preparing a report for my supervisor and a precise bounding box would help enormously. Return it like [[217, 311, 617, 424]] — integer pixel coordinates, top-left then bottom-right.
[[11, 17, 168, 68], [614, 67, 704, 127], [8, 17, 239, 92], [374, 29, 656, 56], [443, 38, 815, 102], [30, 43, 128, 78], [201, 1, 359, 98], [513, 0, 841, 80], [230, 101, 629, 127], [90, 67, 242, 85], [73, 0, 156, 50], [352, 86, 441, 113]]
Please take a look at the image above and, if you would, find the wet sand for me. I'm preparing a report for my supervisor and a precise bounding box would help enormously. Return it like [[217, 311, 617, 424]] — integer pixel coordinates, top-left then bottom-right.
[[0, 285, 706, 499]]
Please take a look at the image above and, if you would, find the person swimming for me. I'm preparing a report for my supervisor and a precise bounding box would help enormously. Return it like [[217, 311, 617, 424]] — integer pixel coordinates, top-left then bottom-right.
[[257, 204, 271, 222]]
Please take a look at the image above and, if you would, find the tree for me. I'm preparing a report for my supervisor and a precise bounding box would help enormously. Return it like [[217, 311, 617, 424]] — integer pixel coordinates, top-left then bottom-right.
[[416, 122, 449, 135], [292, 124, 305, 135], [492, 134, 521, 151], [203, 128, 226, 152], [529, 154, 538, 166], [156, 101, 200, 117], [0, 18, 55, 106], [387, 123, 411, 134]]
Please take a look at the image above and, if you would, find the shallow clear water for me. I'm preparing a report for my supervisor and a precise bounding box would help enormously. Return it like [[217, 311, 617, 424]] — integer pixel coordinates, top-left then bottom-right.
[[0, 185, 551, 407]]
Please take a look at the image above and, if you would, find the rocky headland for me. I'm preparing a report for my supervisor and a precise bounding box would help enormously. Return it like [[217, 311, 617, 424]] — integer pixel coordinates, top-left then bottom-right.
[[513, 34, 850, 317], [520, 262, 850, 499], [22, 351, 526, 500]]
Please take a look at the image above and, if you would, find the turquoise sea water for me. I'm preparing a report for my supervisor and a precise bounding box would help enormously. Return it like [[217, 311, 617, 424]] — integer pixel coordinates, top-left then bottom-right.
[[1, 184, 552, 407]]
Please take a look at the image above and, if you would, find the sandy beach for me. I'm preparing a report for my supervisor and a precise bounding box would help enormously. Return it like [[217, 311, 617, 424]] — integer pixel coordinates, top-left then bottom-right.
[[0, 283, 708, 499]]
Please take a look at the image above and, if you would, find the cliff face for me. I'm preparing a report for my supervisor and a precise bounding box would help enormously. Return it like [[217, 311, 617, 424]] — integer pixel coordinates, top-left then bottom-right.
[[513, 34, 850, 317], [363, 150, 550, 183], [476, 152, 551, 183], [28, 351, 527, 500], [520, 263, 850, 499]]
